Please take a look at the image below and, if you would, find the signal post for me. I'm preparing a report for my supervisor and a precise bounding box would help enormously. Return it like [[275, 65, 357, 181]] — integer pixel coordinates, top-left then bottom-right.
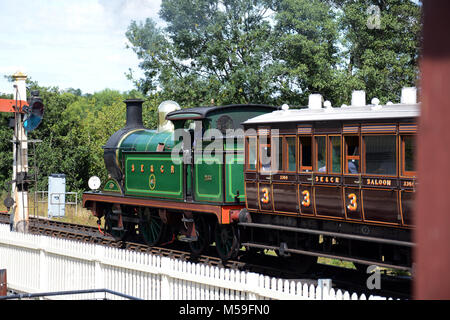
[[0, 72, 44, 233], [11, 72, 29, 232]]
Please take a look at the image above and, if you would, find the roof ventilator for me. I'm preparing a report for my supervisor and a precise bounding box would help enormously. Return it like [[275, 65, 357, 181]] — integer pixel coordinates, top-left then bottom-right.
[[401, 87, 417, 104], [351, 90, 366, 107], [308, 94, 323, 110]]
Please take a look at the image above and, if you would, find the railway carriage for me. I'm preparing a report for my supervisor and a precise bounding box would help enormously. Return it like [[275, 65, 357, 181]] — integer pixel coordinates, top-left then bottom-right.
[[240, 89, 418, 271]]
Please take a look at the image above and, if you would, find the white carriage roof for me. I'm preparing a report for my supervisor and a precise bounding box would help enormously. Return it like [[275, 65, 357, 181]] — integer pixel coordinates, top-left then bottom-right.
[[243, 103, 420, 125]]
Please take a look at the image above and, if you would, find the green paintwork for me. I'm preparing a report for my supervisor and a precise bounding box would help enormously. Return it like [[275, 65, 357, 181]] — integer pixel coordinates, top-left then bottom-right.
[[125, 153, 183, 199], [194, 154, 223, 202], [225, 153, 245, 203], [117, 130, 175, 170], [103, 178, 121, 193]]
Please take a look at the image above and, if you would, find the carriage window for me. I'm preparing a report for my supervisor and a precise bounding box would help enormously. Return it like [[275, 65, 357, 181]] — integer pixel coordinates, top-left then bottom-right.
[[246, 137, 257, 171], [316, 136, 327, 172], [330, 136, 341, 173], [299, 136, 312, 172], [272, 136, 282, 172], [286, 136, 296, 172], [402, 135, 416, 176], [259, 141, 271, 172], [345, 136, 360, 174], [364, 135, 397, 175]]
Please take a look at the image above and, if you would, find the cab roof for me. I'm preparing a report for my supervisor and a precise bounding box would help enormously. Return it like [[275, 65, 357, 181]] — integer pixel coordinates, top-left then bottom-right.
[[165, 104, 279, 121]]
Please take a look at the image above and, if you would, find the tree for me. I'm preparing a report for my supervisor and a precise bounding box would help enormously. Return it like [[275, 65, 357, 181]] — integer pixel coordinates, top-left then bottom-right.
[[271, 0, 344, 106], [126, 0, 279, 106], [332, 0, 422, 104], [126, 0, 421, 108]]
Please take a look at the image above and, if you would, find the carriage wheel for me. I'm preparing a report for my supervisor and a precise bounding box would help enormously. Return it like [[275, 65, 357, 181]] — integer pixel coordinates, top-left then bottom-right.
[[189, 215, 211, 256], [214, 223, 240, 261], [138, 207, 167, 246]]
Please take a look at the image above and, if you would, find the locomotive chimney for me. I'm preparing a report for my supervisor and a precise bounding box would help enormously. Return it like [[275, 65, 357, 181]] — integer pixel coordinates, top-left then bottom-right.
[[124, 99, 144, 129]]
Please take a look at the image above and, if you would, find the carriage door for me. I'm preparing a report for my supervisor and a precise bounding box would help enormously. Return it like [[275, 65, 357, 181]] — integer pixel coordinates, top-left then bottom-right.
[[312, 133, 345, 218], [399, 126, 417, 227], [342, 130, 363, 221], [257, 129, 273, 212], [298, 126, 315, 216], [360, 125, 400, 225], [271, 134, 298, 214]]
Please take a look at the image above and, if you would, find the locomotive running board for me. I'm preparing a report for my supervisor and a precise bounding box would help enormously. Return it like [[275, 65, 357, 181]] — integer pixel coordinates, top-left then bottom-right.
[[82, 192, 240, 224], [238, 222, 414, 247]]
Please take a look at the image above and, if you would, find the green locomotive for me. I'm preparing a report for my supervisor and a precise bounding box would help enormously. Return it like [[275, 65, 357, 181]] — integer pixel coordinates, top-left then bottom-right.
[[83, 99, 278, 259]]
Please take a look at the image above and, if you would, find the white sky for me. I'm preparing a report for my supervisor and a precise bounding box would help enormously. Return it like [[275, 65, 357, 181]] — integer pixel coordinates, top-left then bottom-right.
[[0, 0, 162, 95]]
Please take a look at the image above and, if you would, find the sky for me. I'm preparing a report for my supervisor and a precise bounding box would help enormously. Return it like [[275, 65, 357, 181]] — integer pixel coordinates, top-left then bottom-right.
[[0, 0, 163, 95]]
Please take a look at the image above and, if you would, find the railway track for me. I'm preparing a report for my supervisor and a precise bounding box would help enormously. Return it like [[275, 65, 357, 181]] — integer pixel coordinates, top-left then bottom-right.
[[0, 212, 411, 299]]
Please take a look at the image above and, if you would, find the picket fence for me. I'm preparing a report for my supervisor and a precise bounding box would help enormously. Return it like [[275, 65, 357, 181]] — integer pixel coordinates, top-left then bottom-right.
[[0, 224, 391, 300]]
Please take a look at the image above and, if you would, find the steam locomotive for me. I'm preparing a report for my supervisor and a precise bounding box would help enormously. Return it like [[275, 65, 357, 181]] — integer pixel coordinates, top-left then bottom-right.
[[83, 88, 418, 271]]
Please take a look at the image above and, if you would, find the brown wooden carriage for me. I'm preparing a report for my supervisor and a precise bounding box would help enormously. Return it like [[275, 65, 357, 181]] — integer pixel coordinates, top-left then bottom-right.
[[240, 90, 419, 271]]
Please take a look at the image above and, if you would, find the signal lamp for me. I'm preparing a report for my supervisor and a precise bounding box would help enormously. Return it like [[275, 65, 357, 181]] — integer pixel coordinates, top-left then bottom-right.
[[23, 91, 44, 132]]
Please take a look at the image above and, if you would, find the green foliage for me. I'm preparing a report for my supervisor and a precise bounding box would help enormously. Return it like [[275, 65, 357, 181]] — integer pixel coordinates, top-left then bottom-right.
[[126, 0, 421, 107], [126, 0, 281, 105], [333, 0, 422, 104]]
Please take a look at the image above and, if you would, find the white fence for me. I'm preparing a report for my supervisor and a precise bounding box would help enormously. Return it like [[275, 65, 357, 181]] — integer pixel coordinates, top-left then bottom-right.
[[0, 224, 390, 300]]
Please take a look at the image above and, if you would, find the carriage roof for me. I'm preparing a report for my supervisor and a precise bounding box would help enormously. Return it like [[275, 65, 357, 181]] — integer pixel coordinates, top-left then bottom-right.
[[243, 103, 420, 125]]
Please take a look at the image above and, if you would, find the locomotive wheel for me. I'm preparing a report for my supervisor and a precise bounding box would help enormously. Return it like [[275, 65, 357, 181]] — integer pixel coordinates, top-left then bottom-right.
[[104, 208, 130, 241], [214, 223, 240, 261], [138, 207, 167, 246], [189, 215, 211, 256]]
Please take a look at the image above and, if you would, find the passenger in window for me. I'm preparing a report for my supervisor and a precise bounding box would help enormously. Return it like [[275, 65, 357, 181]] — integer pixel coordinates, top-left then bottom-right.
[[348, 160, 358, 173]]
